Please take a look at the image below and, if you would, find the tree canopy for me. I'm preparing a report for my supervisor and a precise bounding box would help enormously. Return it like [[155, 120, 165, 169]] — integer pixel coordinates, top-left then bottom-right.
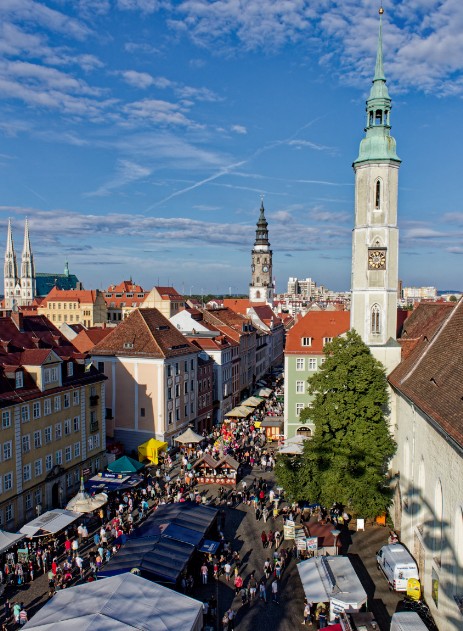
[[276, 330, 396, 517]]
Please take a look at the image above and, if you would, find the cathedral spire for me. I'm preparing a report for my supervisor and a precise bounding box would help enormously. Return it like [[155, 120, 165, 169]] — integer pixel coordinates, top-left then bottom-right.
[[4, 218, 18, 309], [23, 217, 32, 257], [20, 217, 35, 303], [374, 7, 385, 83]]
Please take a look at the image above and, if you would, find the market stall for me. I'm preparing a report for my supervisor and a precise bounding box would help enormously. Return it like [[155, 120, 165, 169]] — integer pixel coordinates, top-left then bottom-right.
[[297, 556, 367, 622], [224, 405, 253, 419], [241, 396, 263, 408], [214, 455, 240, 485], [175, 427, 204, 457], [0, 530, 24, 555], [23, 572, 204, 631], [138, 438, 168, 465], [66, 478, 107, 513], [19, 509, 82, 538], [107, 455, 145, 474], [260, 417, 284, 440], [84, 472, 144, 494]]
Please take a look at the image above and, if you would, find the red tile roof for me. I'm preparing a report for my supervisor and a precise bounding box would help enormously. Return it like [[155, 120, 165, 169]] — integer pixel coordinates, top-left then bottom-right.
[[389, 299, 463, 447], [155, 286, 183, 301], [72, 328, 113, 354], [285, 311, 350, 354], [42, 286, 100, 304], [91, 308, 198, 358], [106, 280, 145, 292]]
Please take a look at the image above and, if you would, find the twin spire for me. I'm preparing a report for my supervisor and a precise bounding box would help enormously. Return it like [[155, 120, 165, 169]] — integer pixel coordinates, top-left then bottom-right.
[[4, 218, 35, 309]]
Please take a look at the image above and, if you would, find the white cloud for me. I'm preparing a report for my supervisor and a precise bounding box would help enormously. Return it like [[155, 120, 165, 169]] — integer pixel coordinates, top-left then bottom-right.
[[116, 0, 160, 13], [85, 159, 152, 197], [121, 98, 196, 127], [231, 124, 247, 135]]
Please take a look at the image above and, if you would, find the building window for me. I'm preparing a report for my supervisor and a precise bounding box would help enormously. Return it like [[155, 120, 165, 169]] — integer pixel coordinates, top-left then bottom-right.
[[45, 454, 53, 472], [25, 492, 32, 511], [175, 363, 180, 376], [296, 381, 305, 394], [21, 405, 30, 423], [4, 472, 13, 491], [34, 459, 42, 477], [168, 387, 172, 400], [64, 393, 70, 409], [296, 358, 304, 371], [191, 359, 194, 370], [2, 411, 11, 429], [67, 362, 73, 377], [65, 446, 72, 462], [88, 436, 94, 451], [15, 371, 24, 389], [55, 450, 63, 465], [168, 411, 173, 425], [34, 489, 41, 506], [323, 337, 333, 345], [66, 473, 73, 488], [176, 408, 180, 421], [371, 304, 381, 335], [184, 405, 188, 417], [73, 416, 80, 432], [3, 441, 12, 461], [184, 382, 188, 394], [5, 504, 13, 522], [54, 396, 61, 412], [23, 464, 32, 482], [44, 426, 52, 444], [296, 403, 305, 417], [33, 401, 41, 419], [375, 179, 381, 209], [44, 366, 59, 385], [301, 337, 312, 347], [34, 430, 42, 449], [175, 384, 180, 397], [22, 434, 31, 453], [55, 423, 62, 440], [64, 419, 71, 435], [73, 390, 80, 405], [74, 442, 81, 458], [44, 399, 52, 416], [308, 358, 317, 370], [140, 408, 145, 417], [167, 365, 172, 378], [98, 362, 104, 372]]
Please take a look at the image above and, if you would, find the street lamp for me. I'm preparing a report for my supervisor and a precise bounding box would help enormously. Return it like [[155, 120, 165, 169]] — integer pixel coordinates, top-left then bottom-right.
[[331, 528, 341, 555]]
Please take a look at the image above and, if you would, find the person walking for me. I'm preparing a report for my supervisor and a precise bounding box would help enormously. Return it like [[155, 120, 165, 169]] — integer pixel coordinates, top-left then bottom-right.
[[302, 599, 313, 625], [271, 578, 279, 604], [200, 562, 208, 585], [224, 561, 232, 582], [259, 578, 267, 603], [264, 558, 272, 580], [261, 531, 268, 548]]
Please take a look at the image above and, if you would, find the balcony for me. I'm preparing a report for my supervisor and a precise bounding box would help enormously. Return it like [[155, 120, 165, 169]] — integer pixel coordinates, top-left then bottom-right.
[[90, 421, 99, 433], [89, 394, 99, 407]]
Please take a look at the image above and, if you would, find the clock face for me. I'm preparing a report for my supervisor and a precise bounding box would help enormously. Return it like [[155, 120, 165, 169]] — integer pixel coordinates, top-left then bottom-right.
[[262, 265, 269, 273], [368, 249, 386, 270]]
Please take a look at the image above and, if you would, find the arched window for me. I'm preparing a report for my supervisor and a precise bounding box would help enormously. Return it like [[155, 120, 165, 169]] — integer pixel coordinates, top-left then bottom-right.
[[375, 180, 381, 209], [369, 111, 374, 126], [255, 290, 261, 299], [371, 304, 381, 335], [375, 109, 382, 125], [297, 426, 312, 437]]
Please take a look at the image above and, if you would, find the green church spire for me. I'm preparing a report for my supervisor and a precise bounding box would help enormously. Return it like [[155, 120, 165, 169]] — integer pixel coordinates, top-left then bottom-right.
[[354, 7, 400, 165]]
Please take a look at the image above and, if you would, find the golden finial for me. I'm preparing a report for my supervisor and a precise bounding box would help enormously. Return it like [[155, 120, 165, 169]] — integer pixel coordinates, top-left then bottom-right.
[[379, 5, 384, 14]]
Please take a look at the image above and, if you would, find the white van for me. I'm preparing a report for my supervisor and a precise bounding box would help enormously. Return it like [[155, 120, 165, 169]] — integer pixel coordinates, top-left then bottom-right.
[[390, 611, 428, 631], [376, 543, 419, 591]]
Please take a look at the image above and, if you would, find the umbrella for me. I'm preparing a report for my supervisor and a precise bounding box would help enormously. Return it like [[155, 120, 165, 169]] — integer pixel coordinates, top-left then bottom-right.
[[66, 478, 107, 513], [174, 427, 203, 444], [224, 405, 254, 418]]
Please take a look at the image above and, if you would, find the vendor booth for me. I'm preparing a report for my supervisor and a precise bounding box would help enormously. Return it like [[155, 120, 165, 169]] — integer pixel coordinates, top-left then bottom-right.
[[193, 454, 240, 485], [66, 478, 107, 513], [19, 509, 82, 538], [138, 438, 168, 465], [261, 417, 284, 440], [297, 556, 367, 622], [107, 455, 145, 474], [241, 396, 263, 408], [224, 405, 253, 419], [23, 572, 204, 631], [0, 530, 24, 554], [85, 472, 143, 494], [175, 427, 203, 457]]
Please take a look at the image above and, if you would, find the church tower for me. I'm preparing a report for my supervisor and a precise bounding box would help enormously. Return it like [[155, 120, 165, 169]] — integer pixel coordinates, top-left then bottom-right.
[[20, 218, 36, 305], [4, 219, 19, 310], [350, 8, 401, 371], [249, 200, 274, 304]]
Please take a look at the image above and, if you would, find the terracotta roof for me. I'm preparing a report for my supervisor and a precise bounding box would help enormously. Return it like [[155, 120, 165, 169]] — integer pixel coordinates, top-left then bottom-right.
[[389, 300, 463, 447], [223, 299, 257, 314], [252, 305, 282, 327], [42, 286, 101, 304], [91, 308, 198, 358], [20, 348, 56, 366], [285, 311, 350, 354], [155, 286, 183, 301], [72, 328, 113, 354], [106, 280, 145, 292]]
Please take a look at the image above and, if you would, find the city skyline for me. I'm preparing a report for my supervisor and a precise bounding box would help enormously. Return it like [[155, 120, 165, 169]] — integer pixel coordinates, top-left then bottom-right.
[[1, 1, 463, 293]]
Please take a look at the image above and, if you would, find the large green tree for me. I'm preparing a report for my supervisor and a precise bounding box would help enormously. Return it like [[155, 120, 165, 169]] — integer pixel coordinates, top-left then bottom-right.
[[276, 330, 396, 517]]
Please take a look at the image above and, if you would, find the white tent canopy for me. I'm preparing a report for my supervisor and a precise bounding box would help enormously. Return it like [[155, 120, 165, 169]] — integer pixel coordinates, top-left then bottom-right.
[[19, 509, 82, 538], [278, 442, 304, 455], [0, 530, 24, 554], [174, 427, 203, 444], [23, 572, 204, 631], [66, 478, 107, 514], [297, 557, 367, 621]]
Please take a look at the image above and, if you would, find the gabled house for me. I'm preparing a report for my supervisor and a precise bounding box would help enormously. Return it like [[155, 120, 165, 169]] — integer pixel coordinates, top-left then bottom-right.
[[91, 308, 199, 449]]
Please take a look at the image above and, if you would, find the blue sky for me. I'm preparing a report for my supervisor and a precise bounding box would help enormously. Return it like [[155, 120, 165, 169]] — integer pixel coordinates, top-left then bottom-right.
[[1, 0, 463, 294]]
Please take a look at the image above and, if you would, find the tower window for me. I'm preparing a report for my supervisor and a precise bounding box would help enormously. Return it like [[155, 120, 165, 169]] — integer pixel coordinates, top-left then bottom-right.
[[371, 304, 381, 335], [375, 180, 381, 209], [375, 109, 382, 125], [369, 111, 374, 126]]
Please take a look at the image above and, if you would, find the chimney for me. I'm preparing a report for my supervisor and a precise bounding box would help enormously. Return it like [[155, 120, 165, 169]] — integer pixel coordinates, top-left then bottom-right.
[[11, 311, 24, 332]]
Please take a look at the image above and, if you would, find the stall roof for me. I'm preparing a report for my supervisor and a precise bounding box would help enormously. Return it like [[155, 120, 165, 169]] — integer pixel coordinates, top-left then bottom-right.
[[261, 418, 284, 427], [107, 455, 145, 474], [241, 396, 262, 408], [193, 454, 218, 470], [297, 557, 367, 607], [19, 509, 82, 538], [216, 455, 240, 470], [224, 405, 253, 418], [99, 536, 194, 584], [23, 572, 203, 631], [174, 428, 203, 444], [134, 503, 217, 542], [85, 473, 144, 494], [0, 530, 24, 554]]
